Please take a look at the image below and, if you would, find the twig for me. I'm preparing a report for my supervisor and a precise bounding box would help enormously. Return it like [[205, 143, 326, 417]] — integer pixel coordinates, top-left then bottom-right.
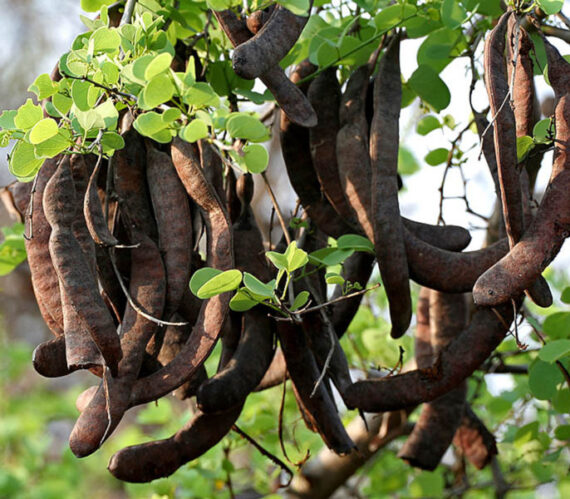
[[261, 172, 291, 245], [232, 424, 294, 487], [541, 25, 570, 43], [120, 0, 137, 25], [108, 247, 188, 326], [291, 284, 381, 317]]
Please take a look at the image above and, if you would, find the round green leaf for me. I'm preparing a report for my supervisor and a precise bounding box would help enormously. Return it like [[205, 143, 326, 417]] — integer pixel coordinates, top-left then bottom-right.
[[425, 147, 449, 166], [529, 360, 563, 400], [516, 136, 534, 163], [101, 131, 125, 151], [533, 118, 552, 144], [141, 74, 175, 110], [180, 119, 209, 143], [184, 82, 220, 108], [226, 113, 267, 141], [53, 93, 73, 117], [71, 79, 99, 112], [408, 65, 451, 111], [29, 118, 59, 145], [81, 0, 114, 12], [398, 146, 420, 175], [14, 99, 43, 130], [243, 144, 269, 173], [190, 267, 222, 296], [374, 4, 417, 31], [536, 0, 564, 15], [276, 0, 310, 16], [416, 115, 441, 135], [144, 53, 174, 80], [441, 0, 467, 29], [28, 73, 59, 100], [325, 273, 345, 286], [197, 269, 243, 299], [291, 290, 310, 311], [162, 108, 182, 123], [90, 27, 121, 53], [539, 340, 570, 364], [543, 312, 570, 339], [9, 141, 45, 179], [243, 272, 274, 298], [417, 28, 464, 74], [561, 287, 570, 304], [229, 290, 259, 312], [34, 129, 72, 158], [554, 425, 570, 441], [553, 388, 570, 413], [337, 234, 374, 253], [134, 112, 168, 137]]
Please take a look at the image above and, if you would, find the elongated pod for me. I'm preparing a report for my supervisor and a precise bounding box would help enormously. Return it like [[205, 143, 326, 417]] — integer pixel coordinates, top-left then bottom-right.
[[343, 302, 516, 412], [370, 35, 411, 339], [232, 4, 311, 80], [128, 138, 233, 405], [453, 405, 498, 470]]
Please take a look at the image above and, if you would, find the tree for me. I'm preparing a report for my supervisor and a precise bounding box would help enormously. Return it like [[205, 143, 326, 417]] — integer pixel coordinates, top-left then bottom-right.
[[0, 0, 569, 497]]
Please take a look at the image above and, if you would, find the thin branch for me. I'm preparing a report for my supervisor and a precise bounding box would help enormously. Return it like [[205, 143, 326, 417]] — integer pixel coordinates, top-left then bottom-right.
[[541, 25, 570, 43], [291, 284, 381, 317], [262, 172, 291, 245], [120, 0, 137, 25]]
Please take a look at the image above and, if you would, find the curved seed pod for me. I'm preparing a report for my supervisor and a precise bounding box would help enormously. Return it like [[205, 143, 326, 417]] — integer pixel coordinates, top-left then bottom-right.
[[402, 219, 471, 252], [485, 11, 524, 248], [44, 157, 121, 375], [108, 404, 243, 483], [76, 386, 98, 413], [278, 321, 355, 455], [214, 10, 316, 127], [405, 229, 510, 293], [198, 140, 227, 208], [398, 291, 467, 470], [128, 138, 233, 405], [114, 115, 157, 240], [84, 156, 118, 247], [473, 43, 570, 306], [69, 228, 166, 457], [370, 34, 411, 339], [413, 287, 432, 370], [255, 348, 287, 391], [308, 68, 356, 225], [331, 252, 375, 338], [232, 4, 312, 80], [2, 181, 29, 221], [343, 302, 516, 412], [197, 173, 275, 413], [246, 6, 275, 34], [146, 143, 192, 319], [23, 157, 64, 335], [32, 336, 72, 378], [453, 405, 498, 470], [95, 245, 124, 324]]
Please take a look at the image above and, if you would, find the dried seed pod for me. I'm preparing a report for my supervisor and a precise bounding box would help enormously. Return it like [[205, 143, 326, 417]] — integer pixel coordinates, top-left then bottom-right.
[[32, 336, 72, 378], [255, 348, 287, 391], [232, 4, 312, 80], [370, 35, 411, 339], [44, 156, 121, 375], [127, 138, 233, 405], [246, 6, 275, 34], [453, 405, 498, 470], [343, 301, 516, 412], [214, 10, 317, 127]]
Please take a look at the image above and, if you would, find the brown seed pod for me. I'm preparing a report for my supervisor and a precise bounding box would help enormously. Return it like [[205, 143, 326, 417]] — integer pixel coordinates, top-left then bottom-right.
[[255, 348, 287, 391], [107, 404, 243, 483], [214, 10, 317, 127], [127, 138, 233, 406], [277, 320, 356, 455], [232, 4, 312, 80], [413, 287, 432, 370], [453, 405, 498, 470], [44, 156, 122, 375], [69, 227, 166, 457], [246, 6, 275, 34], [398, 291, 467, 470], [32, 336, 72, 378], [473, 42, 570, 306], [343, 301, 516, 412], [370, 35, 411, 339]]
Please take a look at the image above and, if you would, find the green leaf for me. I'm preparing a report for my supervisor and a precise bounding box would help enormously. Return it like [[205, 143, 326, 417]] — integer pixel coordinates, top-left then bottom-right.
[[543, 312, 570, 339], [516, 136, 534, 163], [425, 147, 449, 166], [180, 119, 209, 142], [225, 113, 267, 142], [398, 146, 420, 175], [197, 269, 243, 299], [374, 4, 417, 32], [81, 0, 114, 12], [141, 74, 175, 110], [266, 251, 288, 271], [229, 289, 259, 312], [162, 108, 182, 123], [184, 82, 220, 108], [536, 0, 564, 15], [243, 144, 269, 173], [417, 27, 464, 74], [539, 340, 570, 363], [416, 115, 441, 135], [276, 0, 310, 16], [408, 65, 451, 111], [28, 74, 59, 100], [144, 52, 174, 80], [529, 359, 563, 400], [0, 110, 18, 130], [101, 131, 125, 152], [14, 99, 43, 130], [555, 425, 570, 440], [53, 93, 73, 117], [309, 248, 354, 266], [561, 287, 570, 304], [441, 0, 467, 29], [205, 0, 233, 10], [0, 223, 27, 276], [71, 79, 99, 112], [29, 118, 59, 145], [190, 267, 222, 296], [533, 118, 552, 144], [409, 470, 445, 498], [553, 388, 570, 413], [284, 241, 308, 273], [337, 234, 374, 253], [34, 129, 72, 158], [291, 291, 310, 311], [90, 27, 121, 53], [243, 272, 275, 298], [134, 112, 169, 137], [325, 273, 345, 286], [8, 141, 45, 179]]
